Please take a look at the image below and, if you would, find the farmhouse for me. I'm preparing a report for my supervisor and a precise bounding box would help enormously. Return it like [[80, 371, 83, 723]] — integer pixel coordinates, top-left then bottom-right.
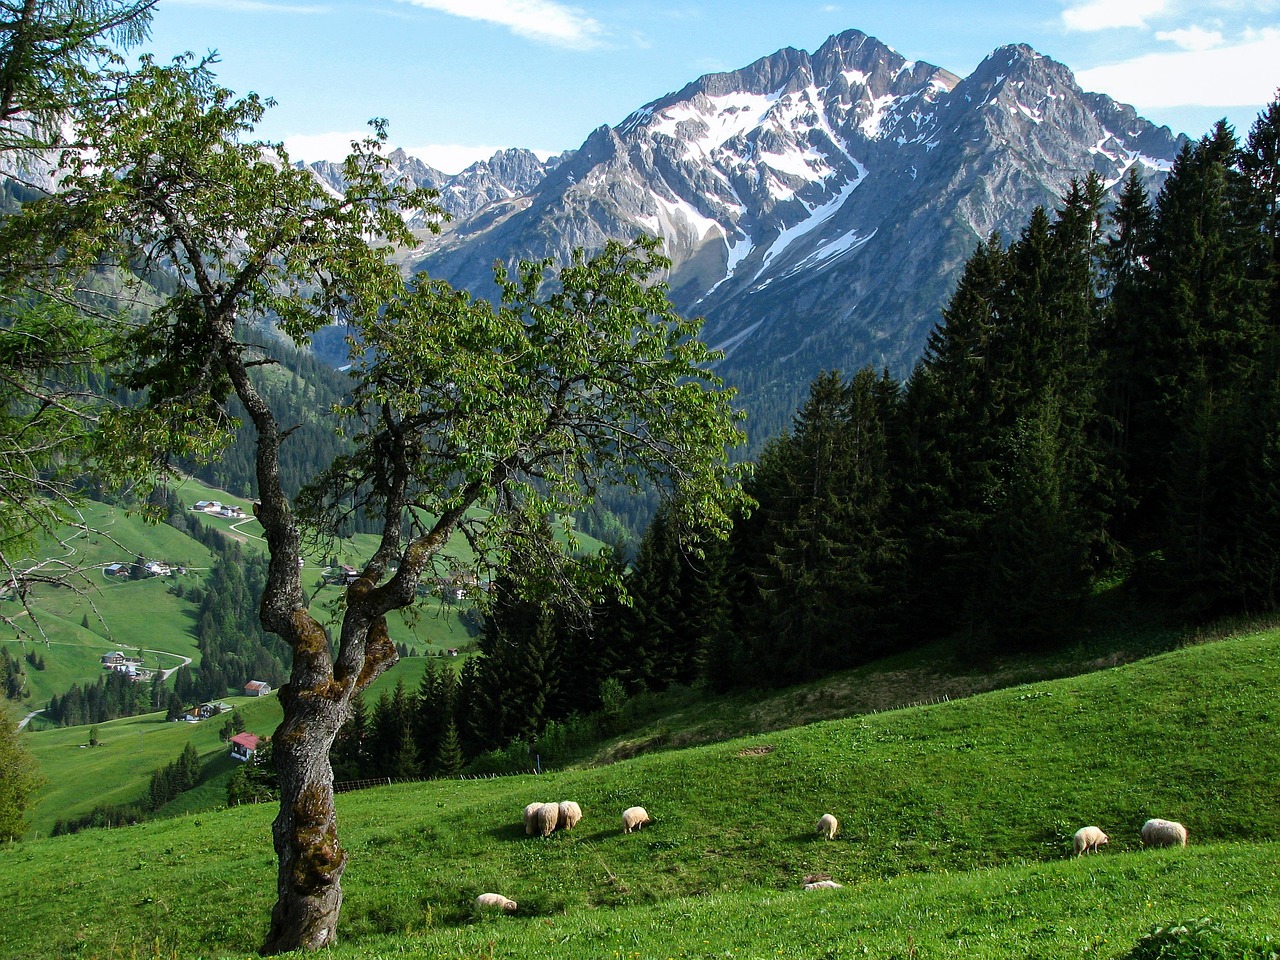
[[101, 651, 125, 666], [144, 560, 172, 577], [244, 680, 271, 697], [324, 564, 360, 586], [103, 562, 129, 577], [229, 732, 263, 761], [183, 702, 224, 722], [216, 505, 246, 519], [191, 500, 223, 513]]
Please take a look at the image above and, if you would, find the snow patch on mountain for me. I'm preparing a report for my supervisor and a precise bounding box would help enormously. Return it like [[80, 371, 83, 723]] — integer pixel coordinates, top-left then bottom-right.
[[753, 167, 867, 283], [651, 92, 781, 157], [782, 227, 877, 278], [653, 193, 724, 240], [860, 94, 902, 138]]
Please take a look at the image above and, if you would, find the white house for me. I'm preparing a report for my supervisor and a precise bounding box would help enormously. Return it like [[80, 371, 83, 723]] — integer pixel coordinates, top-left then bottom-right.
[[229, 732, 262, 761]]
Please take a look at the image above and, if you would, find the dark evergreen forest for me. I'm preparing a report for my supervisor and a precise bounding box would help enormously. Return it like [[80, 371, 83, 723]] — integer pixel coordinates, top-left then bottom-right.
[[78, 102, 1277, 781], [327, 101, 1280, 778]]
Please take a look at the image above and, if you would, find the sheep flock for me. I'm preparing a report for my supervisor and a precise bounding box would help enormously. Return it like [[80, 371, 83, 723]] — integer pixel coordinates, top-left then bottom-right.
[[482, 799, 1191, 915]]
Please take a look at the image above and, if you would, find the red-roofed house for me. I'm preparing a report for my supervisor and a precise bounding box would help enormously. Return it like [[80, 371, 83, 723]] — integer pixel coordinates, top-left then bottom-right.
[[244, 680, 272, 697], [229, 732, 262, 761]]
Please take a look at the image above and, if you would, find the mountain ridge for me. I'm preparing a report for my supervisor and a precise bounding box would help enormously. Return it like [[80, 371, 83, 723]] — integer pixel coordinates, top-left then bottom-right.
[[306, 28, 1186, 438]]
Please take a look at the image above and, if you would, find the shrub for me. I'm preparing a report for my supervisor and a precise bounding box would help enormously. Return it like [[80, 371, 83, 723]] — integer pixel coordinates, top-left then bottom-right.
[[1124, 918, 1279, 960]]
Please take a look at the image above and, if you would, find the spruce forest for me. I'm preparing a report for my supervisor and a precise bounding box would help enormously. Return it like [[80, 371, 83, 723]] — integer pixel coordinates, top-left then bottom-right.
[[306, 103, 1280, 783]]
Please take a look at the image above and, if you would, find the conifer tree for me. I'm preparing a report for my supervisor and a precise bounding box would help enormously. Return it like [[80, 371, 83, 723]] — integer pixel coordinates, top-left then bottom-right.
[[897, 233, 1009, 636], [433, 721, 464, 779], [412, 661, 455, 777], [736, 368, 901, 681], [330, 693, 367, 782], [623, 502, 692, 689]]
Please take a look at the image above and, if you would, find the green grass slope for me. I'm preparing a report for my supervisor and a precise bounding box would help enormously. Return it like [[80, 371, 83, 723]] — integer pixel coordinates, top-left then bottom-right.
[[1, 488, 482, 729], [21, 656, 436, 834], [1, 628, 1278, 958]]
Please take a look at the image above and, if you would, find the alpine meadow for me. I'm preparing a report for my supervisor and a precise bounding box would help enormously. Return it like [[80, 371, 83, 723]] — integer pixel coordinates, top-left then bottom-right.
[[2, 2, 1280, 959]]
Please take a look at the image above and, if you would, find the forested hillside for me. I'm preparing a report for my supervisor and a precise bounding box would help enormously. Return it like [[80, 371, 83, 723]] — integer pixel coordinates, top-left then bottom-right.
[[310, 102, 1280, 777]]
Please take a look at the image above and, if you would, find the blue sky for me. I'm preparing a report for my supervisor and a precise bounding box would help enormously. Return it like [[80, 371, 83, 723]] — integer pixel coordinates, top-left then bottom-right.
[[144, 0, 1280, 172]]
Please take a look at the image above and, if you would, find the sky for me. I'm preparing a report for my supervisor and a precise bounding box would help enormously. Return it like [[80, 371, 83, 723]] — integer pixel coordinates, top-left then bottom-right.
[[142, 0, 1280, 173]]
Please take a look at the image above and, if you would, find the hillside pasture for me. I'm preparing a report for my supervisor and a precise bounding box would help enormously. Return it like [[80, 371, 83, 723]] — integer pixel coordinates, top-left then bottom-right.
[[1, 628, 1278, 958], [20, 654, 437, 834]]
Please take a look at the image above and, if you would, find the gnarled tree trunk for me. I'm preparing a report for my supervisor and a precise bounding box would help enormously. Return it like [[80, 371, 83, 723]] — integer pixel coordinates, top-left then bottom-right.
[[262, 685, 346, 953], [259, 651, 359, 953]]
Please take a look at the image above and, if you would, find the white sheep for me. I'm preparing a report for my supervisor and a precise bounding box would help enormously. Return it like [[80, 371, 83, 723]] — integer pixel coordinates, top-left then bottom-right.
[[522, 802, 543, 836], [1073, 825, 1109, 856], [803, 880, 843, 890], [621, 806, 651, 834], [816, 813, 839, 840], [1141, 818, 1188, 848], [533, 801, 559, 837], [558, 800, 583, 831], [475, 893, 518, 913]]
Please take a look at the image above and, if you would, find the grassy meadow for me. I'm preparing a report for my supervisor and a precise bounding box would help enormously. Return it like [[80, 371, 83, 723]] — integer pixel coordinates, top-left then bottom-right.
[[20, 655, 436, 835], [1, 626, 1278, 958], [0, 485, 483, 730]]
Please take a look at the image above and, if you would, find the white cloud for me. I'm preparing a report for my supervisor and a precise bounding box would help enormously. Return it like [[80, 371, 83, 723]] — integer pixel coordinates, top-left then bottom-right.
[[395, 0, 605, 49], [277, 135, 559, 174], [1155, 26, 1225, 50], [1077, 27, 1280, 106], [1062, 0, 1167, 32], [400, 143, 514, 173], [280, 131, 374, 162]]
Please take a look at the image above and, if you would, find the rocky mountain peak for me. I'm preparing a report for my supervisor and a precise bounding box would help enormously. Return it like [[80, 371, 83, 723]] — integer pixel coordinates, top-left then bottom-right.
[[389, 29, 1187, 438]]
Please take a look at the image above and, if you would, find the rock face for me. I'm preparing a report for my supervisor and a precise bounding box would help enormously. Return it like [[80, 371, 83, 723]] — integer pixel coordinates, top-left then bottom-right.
[[305, 146, 568, 229], [343, 30, 1189, 432]]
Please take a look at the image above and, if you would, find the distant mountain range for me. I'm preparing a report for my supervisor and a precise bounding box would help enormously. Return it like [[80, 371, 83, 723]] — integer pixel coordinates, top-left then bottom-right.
[[304, 28, 1187, 439]]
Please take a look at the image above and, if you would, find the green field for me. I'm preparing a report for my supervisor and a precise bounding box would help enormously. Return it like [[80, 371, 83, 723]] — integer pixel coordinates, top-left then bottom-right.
[[20, 655, 437, 835], [1, 627, 1278, 959], [0, 486, 485, 724]]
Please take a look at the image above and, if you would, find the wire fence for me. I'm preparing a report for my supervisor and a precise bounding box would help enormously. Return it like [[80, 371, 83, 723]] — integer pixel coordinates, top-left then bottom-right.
[[231, 766, 548, 806]]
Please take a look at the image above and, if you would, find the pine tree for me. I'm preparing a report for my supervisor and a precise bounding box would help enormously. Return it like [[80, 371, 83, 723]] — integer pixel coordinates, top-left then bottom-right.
[[734, 368, 902, 682], [623, 502, 692, 690], [330, 693, 367, 782], [412, 661, 454, 777], [1099, 166, 1157, 544], [897, 233, 1009, 638], [433, 721, 464, 779]]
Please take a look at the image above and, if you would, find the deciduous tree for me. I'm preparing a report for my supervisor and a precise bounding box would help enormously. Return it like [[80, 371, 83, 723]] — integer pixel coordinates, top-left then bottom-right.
[[0, 57, 745, 953]]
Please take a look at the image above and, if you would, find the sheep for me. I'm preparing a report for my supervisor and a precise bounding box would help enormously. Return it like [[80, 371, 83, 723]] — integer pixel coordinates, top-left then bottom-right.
[[816, 813, 839, 840], [475, 893, 518, 913], [522, 802, 544, 836], [1141, 818, 1188, 848], [532, 801, 560, 838], [558, 800, 583, 831], [621, 806, 651, 834], [803, 880, 843, 890], [1073, 826, 1109, 856]]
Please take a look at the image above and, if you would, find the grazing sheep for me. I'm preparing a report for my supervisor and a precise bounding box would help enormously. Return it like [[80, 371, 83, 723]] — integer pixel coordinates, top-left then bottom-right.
[[816, 813, 839, 840], [522, 802, 543, 836], [533, 801, 560, 837], [475, 893, 518, 913], [621, 806, 651, 834], [1073, 826, 1109, 856], [1141, 818, 1188, 848], [558, 801, 583, 831], [803, 880, 843, 890]]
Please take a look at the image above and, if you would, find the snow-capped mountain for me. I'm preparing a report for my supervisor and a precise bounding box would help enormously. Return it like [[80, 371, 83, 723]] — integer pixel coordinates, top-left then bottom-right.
[[305, 146, 568, 230], [398, 30, 1187, 434]]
